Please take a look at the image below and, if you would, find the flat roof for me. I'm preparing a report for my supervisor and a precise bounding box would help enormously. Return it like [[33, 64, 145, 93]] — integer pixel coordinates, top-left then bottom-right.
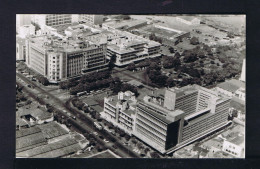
[[127, 80, 143, 87], [217, 79, 245, 93], [16, 137, 79, 157], [16, 132, 47, 151], [16, 126, 41, 138], [38, 121, 69, 139]]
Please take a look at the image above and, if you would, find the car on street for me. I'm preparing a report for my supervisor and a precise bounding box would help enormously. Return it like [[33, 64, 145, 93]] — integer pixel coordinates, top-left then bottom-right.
[[112, 145, 118, 149], [93, 132, 98, 136], [104, 139, 109, 143]]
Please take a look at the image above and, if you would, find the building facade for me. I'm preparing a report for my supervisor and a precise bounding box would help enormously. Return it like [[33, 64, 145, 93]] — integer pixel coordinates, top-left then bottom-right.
[[134, 85, 231, 154], [101, 91, 137, 135], [222, 134, 245, 158], [16, 37, 26, 61], [79, 15, 104, 25], [104, 30, 161, 66], [32, 14, 72, 29], [26, 34, 108, 83]]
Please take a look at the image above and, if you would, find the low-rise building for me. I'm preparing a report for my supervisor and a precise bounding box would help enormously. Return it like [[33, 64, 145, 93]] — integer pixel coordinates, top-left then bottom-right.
[[222, 133, 245, 158], [216, 79, 245, 102]]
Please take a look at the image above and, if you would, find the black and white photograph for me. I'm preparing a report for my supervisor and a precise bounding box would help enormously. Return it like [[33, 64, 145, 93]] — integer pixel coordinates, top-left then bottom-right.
[[16, 14, 246, 158]]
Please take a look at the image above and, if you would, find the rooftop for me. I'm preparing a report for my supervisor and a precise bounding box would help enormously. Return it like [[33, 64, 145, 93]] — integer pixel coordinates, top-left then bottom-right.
[[103, 19, 147, 30], [16, 137, 80, 158], [38, 121, 69, 139], [217, 79, 245, 93]]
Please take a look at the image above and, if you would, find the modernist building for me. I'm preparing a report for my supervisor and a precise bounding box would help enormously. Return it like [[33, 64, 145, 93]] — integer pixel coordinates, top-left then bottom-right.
[[25, 34, 108, 83], [101, 91, 137, 135], [134, 85, 231, 154], [32, 14, 72, 29], [97, 30, 161, 66], [79, 15, 104, 25]]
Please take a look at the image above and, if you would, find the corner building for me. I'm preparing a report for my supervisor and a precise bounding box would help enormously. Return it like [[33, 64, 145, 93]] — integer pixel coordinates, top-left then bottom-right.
[[134, 85, 231, 154], [26, 35, 108, 83]]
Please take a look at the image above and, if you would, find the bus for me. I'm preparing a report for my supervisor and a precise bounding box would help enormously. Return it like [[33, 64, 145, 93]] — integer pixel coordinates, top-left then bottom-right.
[[77, 91, 86, 97], [94, 122, 103, 130]]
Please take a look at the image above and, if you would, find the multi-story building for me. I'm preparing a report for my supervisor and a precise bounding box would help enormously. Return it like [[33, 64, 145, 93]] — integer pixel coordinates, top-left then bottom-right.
[[101, 91, 137, 135], [18, 24, 35, 38], [240, 59, 245, 82], [26, 34, 108, 83], [79, 15, 104, 25], [134, 85, 231, 154], [16, 36, 26, 61], [96, 30, 161, 66], [16, 15, 31, 32], [32, 14, 72, 29]]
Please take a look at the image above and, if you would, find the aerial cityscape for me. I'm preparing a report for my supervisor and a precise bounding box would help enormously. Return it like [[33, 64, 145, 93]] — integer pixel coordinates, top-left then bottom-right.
[[16, 14, 245, 158]]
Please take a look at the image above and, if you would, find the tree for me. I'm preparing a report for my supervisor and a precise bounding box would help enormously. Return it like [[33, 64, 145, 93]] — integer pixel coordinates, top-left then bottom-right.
[[127, 63, 136, 71], [59, 81, 70, 89], [169, 47, 175, 53], [174, 52, 181, 58], [82, 105, 89, 113], [131, 138, 137, 145], [190, 37, 199, 45], [36, 75, 49, 85], [150, 152, 160, 158], [166, 77, 175, 87], [31, 22, 41, 32]]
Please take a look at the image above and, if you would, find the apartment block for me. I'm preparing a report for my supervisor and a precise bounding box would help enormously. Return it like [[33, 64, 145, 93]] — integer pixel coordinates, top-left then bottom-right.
[[101, 91, 137, 135]]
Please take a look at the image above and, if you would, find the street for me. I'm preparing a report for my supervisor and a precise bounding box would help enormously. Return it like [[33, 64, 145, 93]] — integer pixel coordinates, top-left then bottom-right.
[[16, 72, 140, 158]]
